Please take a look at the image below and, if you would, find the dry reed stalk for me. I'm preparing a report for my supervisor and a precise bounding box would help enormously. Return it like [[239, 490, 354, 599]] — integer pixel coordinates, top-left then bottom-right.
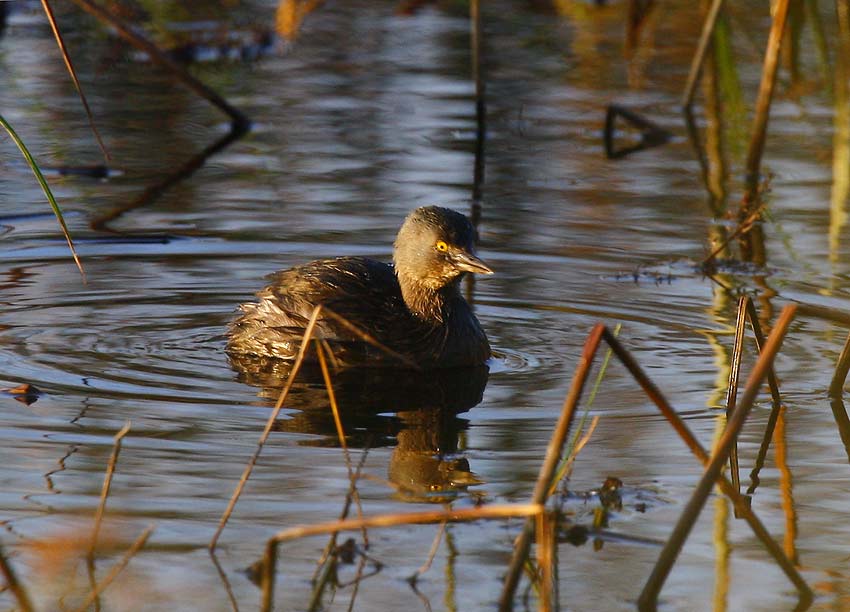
[[410, 520, 447, 582], [208, 551, 240, 612], [637, 305, 810, 609], [210, 307, 323, 550], [260, 504, 543, 612], [499, 324, 605, 611], [500, 320, 812, 610], [321, 308, 416, 368], [535, 512, 554, 612], [311, 449, 370, 584], [40, 0, 108, 159], [316, 343, 367, 544], [725, 296, 749, 492], [0, 544, 34, 612], [830, 331, 850, 396], [89, 422, 131, 557], [546, 415, 600, 499], [68, 0, 248, 128], [599, 325, 808, 605], [681, 0, 725, 109], [344, 555, 369, 612], [213, 305, 420, 550], [735, 297, 784, 498], [796, 303, 850, 327], [744, 0, 791, 194], [72, 526, 154, 612]]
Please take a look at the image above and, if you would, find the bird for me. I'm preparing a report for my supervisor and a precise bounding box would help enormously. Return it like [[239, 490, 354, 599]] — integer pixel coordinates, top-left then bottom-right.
[[226, 206, 493, 368]]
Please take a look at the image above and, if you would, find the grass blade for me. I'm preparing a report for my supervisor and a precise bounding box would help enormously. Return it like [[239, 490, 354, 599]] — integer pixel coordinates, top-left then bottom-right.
[[0, 113, 86, 281]]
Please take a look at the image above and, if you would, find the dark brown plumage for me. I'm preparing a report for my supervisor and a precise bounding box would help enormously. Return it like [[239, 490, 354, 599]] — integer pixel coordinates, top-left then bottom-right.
[[226, 206, 493, 367]]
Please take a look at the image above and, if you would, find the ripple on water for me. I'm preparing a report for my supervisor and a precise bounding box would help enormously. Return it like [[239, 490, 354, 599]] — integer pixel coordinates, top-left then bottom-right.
[[489, 347, 541, 374]]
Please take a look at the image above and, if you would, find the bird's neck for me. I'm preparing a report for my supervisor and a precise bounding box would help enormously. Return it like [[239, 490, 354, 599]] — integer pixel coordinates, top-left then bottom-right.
[[398, 274, 460, 323]]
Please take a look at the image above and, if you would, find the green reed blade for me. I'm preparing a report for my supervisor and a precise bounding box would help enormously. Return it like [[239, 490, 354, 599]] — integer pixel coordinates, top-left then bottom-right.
[[1, 113, 86, 281]]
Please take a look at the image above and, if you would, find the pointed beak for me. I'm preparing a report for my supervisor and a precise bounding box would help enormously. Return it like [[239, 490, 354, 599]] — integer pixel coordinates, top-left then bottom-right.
[[452, 249, 494, 275]]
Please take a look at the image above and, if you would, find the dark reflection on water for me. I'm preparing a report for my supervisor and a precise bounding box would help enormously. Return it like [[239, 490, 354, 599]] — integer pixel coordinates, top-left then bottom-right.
[[230, 353, 487, 501]]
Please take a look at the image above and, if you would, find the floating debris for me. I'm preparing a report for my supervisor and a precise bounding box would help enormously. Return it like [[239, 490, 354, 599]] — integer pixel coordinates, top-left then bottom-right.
[[603, 104, 672, 159], [2, 383, 41, 405]]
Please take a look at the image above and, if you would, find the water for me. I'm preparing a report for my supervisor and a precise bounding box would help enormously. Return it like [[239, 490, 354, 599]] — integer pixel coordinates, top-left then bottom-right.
[[1, 0, 849, 610]]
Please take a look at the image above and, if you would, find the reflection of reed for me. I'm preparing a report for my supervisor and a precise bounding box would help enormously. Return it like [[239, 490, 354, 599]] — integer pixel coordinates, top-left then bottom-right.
[[491, 321, 807, 610], [773, 406, 798, 565], [830, 0, 850, 267], [90, 123, 248, 233], [711, 412, 730, 612], [70, 0, 249, 127], [701, 34, 727, 213], [467, 0, 485, 306]]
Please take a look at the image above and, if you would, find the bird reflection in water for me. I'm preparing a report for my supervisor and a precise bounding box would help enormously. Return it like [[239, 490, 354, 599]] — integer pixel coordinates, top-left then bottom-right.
[[228, 354, 489, 502]]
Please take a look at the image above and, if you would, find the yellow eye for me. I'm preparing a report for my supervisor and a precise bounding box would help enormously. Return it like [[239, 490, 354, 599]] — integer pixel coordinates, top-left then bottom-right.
[[435, 240, 449, 252]]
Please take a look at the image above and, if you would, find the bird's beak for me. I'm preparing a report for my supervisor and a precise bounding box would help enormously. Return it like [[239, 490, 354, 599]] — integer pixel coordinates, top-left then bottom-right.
[[453, 249, 494, 275]]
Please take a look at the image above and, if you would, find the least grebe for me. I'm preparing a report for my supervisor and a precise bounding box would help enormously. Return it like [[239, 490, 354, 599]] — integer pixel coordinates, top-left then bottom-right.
[[226, 206, 493, 367]]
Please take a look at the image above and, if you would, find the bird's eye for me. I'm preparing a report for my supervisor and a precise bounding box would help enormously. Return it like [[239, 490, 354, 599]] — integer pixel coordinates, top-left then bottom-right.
[[435, 240, 449, 252]]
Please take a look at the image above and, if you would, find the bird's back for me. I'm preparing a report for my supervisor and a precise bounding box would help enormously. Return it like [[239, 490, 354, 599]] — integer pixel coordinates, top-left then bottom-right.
[[229, 257, 436, 364]]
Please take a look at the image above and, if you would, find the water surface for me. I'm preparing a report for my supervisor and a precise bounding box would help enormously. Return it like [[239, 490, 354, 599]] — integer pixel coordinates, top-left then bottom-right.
[[2, 1, 850, 610]]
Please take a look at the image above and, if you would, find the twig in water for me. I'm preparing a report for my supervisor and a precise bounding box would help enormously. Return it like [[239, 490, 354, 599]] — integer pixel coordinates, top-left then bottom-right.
[[725, 296, 783, 498], [0, 543, 34, 612], [725, 296, 749, 492], [72, 525, 154, 612], [90, 422, 131, 557], [408, 519, 447, 585], [829, 330, 850, 397]]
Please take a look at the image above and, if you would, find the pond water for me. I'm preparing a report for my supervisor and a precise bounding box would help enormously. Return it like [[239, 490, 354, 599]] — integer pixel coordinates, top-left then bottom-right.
[[2, 0, 850, 610]]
